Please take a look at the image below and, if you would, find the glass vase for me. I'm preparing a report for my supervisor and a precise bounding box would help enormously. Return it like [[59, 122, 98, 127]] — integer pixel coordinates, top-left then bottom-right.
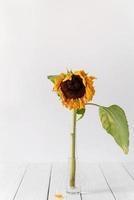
[[66, 109, 81, 194], [66, 157, 81, 194]]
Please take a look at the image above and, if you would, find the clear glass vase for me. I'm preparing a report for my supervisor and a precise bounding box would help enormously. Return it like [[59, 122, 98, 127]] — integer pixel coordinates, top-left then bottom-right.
[[66, 157, 81, 194], [66, 109, 81, 194]]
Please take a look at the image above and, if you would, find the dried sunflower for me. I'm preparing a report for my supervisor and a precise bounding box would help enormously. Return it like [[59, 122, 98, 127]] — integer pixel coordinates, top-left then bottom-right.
[[48, 70, 95, 110], [47, 69, 129, 191]]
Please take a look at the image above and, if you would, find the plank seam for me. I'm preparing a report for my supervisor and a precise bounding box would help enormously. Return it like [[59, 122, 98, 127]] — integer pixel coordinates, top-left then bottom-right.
[[122, 163, 134, 181], [12, 165, 28, 200], [99, 164, 117, 200], [47, 164, 52, 200], [80, 192, 83, 200]]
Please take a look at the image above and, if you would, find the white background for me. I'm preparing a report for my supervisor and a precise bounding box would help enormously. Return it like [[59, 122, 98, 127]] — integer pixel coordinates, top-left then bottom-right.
[[0, 0, 134, 163]]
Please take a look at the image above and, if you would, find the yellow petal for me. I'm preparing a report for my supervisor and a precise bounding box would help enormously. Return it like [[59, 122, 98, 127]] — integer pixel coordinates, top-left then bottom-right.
[[55, 193, 64, 199]]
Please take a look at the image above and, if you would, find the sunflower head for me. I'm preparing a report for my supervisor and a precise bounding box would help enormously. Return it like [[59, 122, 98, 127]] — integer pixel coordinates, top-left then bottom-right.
[[48, 70, 96, 110]]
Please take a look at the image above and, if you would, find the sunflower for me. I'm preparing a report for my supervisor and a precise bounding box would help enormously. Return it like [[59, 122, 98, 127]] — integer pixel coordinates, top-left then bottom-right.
[[48, 70, 95, 110]]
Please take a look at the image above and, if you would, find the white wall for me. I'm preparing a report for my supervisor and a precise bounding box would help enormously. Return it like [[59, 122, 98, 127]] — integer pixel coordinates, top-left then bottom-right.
[[0, 0, 134, 162]]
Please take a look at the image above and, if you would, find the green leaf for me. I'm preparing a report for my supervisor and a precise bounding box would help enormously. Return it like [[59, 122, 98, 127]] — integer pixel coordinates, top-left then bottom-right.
[[99, 105, 129, 154], [47, 75, 58, 83], [76, 108, 85, 121]]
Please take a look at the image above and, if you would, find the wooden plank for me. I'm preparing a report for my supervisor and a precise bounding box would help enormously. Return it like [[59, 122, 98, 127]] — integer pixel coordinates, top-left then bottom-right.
[[0, 163, 26, 200], [79, 163, 115, 200], [49, 162, 81, 200], [100, 162, 134, 200], [14, 163, 51, 200]]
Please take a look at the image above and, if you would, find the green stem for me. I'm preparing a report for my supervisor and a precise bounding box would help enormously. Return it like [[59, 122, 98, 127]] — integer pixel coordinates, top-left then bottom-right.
[[70, 109, 77, 188], [87, 103, 101, 107]]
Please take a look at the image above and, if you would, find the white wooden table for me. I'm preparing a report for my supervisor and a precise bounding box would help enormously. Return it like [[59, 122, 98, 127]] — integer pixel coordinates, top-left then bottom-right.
[[0, 162, 134, 200]]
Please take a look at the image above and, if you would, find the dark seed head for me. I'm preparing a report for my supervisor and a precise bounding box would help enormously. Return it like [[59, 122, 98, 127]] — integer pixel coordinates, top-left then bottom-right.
[[60, 75, 85, 99]]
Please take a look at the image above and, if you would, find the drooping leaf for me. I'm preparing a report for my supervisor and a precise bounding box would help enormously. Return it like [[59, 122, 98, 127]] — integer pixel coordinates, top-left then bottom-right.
[[47, 75, 58, 83], [76, 108, 85, 121], [99, 105, 129, 154]]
